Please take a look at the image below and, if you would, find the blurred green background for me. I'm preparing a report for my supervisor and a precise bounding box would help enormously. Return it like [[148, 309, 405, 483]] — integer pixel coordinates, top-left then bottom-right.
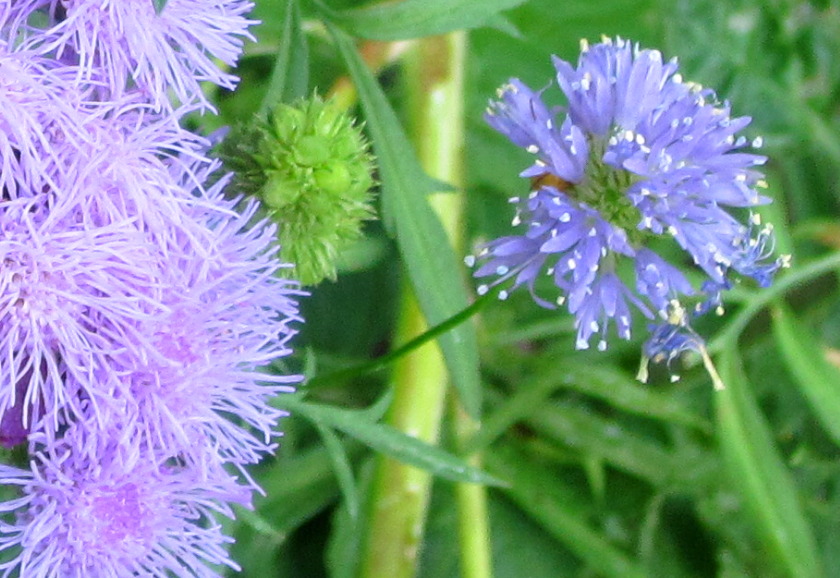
[[211, 0, 840, 576]]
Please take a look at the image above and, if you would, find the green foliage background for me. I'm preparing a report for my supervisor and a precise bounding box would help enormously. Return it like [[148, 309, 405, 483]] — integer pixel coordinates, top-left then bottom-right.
[[208, 0, 840, 576]]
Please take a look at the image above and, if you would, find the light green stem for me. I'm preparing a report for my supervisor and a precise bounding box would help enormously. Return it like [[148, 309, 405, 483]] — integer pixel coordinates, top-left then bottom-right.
[[358, 32, 489, 578], [358, 290, 449, 578], [451, 400, 493, 578]]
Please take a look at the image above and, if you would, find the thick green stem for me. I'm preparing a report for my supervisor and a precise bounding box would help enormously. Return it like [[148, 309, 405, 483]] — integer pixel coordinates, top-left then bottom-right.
[[358, 290, 449, 578], [358, 32, 488, 578], [450, 400, 493, 578]]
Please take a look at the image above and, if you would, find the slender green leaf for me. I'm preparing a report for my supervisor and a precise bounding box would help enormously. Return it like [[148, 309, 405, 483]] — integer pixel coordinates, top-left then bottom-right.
[[326, 461, 374, 578], [772, 303, 840, 445], [527, 402, 678, 486], [329, 24, 481, 416], [553, 363, 710, 432], [715, 343, 823, 578], [313, 421, 360, 519], [259, 0, 309, 115], [152, 0, 168, 14], [487, 442, 647, 578], [316, 0, 528, 41], [276, 396, 503, 486]]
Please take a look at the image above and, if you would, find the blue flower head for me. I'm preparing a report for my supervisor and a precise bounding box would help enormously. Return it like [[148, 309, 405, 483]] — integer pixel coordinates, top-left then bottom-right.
[[469, 37, 789, 364]]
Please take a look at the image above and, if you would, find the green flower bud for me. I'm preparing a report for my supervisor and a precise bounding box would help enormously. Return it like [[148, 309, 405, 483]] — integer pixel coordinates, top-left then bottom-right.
[[313, 161, 352, 197], [220, 95, 376, 285]]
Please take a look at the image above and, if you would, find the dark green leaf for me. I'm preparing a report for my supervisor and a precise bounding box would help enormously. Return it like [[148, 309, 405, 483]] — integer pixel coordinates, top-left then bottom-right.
[[326, 461, 374, 578], [487, 442, 647, 578], [275, 396, 503, 486], [316, 0, 528, 41], [313, 421, 360, 519], [260, 0, 309, 114], [527, 402, 678, 486], [152, 0, 168, 14], [329, 24, 481, 417]]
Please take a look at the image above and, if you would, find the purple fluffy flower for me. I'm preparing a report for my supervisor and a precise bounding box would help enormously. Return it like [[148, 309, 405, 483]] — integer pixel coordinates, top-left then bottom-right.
[[470, 37, 788, 356], [0, 193, 165, 446], [0, 2, 303, 574], [0, 42, 90, 199], [0, 150, 302, 574], [104, 163, 302, 467], [0, 428, 251, 577], [12, 0, 256, 109]]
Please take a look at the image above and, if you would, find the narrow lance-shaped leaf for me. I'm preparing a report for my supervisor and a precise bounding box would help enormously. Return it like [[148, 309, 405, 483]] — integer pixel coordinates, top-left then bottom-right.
[[259, 0, 309, 114], [772, 303, 840, 446], [716, 342, 823, 578], [274, 396, 503, 486], [328, 24, 481, 417], [312, 421, 360, 520], [314, 0, 527, 41]]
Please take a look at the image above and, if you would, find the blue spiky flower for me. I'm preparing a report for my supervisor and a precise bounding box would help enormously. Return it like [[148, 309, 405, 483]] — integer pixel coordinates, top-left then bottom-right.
[[468, 37, 788, 368]]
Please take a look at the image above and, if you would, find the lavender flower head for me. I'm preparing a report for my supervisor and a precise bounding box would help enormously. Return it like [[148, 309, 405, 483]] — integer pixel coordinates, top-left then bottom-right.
[[469, 37, 789, 365], [0, 0, 304, 573], [0, 427, 251, 577], [104, 162, 302, 468], [0, 42, 89, 199], [11, 0, 256, 109]]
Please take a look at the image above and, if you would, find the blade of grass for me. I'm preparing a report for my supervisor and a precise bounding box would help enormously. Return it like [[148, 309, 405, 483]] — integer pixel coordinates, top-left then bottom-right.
[[715, 341, 823, 577]]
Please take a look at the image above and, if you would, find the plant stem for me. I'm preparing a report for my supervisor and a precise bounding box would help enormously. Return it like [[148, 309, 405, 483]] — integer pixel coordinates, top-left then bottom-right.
[[451, 399, 493, 578], [357, 31, 485, 578]]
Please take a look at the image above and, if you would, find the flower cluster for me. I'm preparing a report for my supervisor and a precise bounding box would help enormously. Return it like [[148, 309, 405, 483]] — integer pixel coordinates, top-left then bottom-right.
[[468, 37, 788, 372], [0, 3, 300, 576]]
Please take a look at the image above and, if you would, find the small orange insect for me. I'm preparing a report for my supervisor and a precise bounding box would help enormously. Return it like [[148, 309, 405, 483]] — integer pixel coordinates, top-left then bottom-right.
[[530, 172, 573, 193]]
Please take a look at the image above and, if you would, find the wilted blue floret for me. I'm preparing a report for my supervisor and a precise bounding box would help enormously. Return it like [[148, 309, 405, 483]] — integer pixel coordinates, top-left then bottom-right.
[[470, 37, 788, 359]]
